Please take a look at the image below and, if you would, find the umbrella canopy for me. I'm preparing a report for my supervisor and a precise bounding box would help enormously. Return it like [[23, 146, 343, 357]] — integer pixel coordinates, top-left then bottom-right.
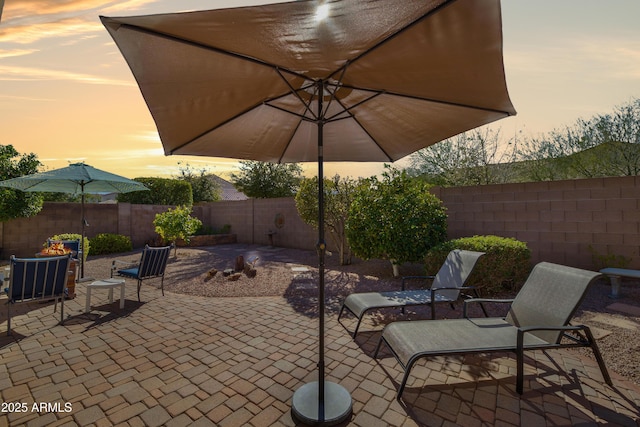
[[101, 0, 515, 164], [0, 162, 148, 195], [101, 0, 515, 423], [0, 163, 148, 278]]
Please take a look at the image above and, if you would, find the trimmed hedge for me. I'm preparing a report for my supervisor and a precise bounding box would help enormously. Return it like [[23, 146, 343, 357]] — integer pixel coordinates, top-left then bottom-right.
[[89, 233, 133, 255], [425, 235, 531, 296]]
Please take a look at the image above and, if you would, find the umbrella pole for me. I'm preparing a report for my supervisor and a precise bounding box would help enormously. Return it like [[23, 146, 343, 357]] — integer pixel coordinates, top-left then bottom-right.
[[291, 80, 352, 426], [80, 192, 85, 279]]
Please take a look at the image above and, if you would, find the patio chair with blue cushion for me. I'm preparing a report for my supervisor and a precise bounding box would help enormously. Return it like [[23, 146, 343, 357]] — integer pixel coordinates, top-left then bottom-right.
[[375, 262, 612, 399], [339, 250, 486, 338], [111, 244, 172, 302], [5, 255, 71, 336]]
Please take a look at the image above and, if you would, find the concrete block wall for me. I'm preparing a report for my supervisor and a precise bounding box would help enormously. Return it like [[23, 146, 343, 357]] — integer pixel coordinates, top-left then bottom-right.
[[251, 198, 317, 250], [201, 198, 319, 250], [430, 175, 640, 269], [128, 204, 173, 247], [2, 176, 639, 270], [0, 202, 119, 258]]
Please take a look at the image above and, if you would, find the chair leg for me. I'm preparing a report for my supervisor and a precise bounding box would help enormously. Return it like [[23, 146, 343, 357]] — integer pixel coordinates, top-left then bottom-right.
[[85, 286, 92, 313], [7, 302, 11, 336], [161, 277, 165, 296], [352, 316, 364, 339], [137, 280, 141, 302], [584, 327, 612, 386], [374, 336, 386, 358], [516, 331, 525, 394], [397, 360, 417, 401], [60, 297, 65, 325], [338, 304, 363, 339], [119, 283, 125, 309]]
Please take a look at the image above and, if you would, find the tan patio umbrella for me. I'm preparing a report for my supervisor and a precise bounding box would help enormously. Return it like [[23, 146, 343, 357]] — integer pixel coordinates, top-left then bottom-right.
[[101, 0, 515, 424]]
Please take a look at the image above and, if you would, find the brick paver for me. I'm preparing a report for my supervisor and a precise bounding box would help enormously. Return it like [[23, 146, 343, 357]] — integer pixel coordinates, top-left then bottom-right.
[[1, 255, 640, 427]]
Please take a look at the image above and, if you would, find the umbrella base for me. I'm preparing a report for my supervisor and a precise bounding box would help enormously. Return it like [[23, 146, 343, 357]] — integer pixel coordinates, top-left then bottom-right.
[[291, 381, 352, 426]]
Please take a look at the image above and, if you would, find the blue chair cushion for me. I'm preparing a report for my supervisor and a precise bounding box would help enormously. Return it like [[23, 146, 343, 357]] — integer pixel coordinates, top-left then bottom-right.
[[118, 267, 140, 279]]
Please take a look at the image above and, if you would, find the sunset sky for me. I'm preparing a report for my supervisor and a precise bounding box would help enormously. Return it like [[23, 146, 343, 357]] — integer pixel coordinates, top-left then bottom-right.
[[1, 0, 639, 180]]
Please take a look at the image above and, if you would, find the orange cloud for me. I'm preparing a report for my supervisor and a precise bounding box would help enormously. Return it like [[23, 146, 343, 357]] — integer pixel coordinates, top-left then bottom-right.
[[0, 0, 157, 44], [0, 64, 135, 85]]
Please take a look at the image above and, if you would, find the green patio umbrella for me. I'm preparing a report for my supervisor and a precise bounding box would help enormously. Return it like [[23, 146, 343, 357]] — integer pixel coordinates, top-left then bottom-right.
[[0, 162, 148, 277]]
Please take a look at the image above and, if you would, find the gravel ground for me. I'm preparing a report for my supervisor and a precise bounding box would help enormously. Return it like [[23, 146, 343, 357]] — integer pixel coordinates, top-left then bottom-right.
[[83, 243, 640, 386]]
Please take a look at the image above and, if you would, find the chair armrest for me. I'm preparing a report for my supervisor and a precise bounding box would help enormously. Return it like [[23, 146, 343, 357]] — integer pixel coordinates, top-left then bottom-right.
[[516, 324, 591, 349], [430, 285, 477, 299], [401, 275, 435, 291], [430, 285, 476, 293], [463, 298, 514, 318]]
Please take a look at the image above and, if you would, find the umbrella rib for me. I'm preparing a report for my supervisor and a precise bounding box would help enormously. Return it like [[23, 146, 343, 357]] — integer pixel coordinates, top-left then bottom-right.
[[171, 85, 314, 154], [327, 0, 460, 82], [264, 103, 315, 123], [338, 83, 514, 117], [322, 67, 348, 120], [107, 20, 311, 82], [332, 95, 394, 162], [324, 89, 384, 122], [277, 118, 305, 164], [275, 68, 318, 121]]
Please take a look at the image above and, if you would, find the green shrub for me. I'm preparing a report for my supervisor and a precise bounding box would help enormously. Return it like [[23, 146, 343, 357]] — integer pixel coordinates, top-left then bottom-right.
[[154, 205, 202, 255], [194, 224, 231, 235], [425, 235, 531, 296], [347, 168, 448, 275], [44, 233, 90, 263], [89, 233, 133, 255], [588, 245, 631, 269]]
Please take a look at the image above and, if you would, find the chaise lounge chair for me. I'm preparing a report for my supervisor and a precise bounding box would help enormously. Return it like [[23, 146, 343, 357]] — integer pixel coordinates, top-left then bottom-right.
[[375, 262, 612, 399], [5, 255, 71, 336], [111, 244, 172, 301], [339, 250, 486, 338]]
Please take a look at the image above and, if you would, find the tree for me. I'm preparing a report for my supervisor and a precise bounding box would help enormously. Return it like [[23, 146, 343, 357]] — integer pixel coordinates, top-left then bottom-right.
[[230, 161, 302, 198], [295, 175, 358, 265], [117, 177, 193, 205], [0, 145, 44, 222], [407, 128, 518, 186], [517, 98, 640, 180], [176, 162, 221, 203], [153, 205, 202, 256], [516, 119, 600, 181], [346, 167, 448, 276], [591, 97, 640, 176]]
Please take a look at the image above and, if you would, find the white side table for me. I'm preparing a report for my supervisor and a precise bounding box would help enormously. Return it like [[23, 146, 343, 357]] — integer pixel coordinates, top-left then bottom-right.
[[85, 278, 126, 313]]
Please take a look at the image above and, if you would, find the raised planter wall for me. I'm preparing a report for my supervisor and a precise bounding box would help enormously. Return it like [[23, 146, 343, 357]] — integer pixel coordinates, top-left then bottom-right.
[[176, 234, 237, 247]]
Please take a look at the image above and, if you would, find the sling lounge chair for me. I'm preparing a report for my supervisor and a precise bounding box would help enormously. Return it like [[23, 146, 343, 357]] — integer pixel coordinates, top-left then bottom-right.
[[111, 244, 172, 302], [375, 262, 612, 399], [339, 250, 486, 338], [6, 255, 71, 336]]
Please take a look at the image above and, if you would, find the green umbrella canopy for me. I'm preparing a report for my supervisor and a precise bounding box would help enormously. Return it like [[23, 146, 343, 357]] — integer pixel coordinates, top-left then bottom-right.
[[0, 163, 147, 278], [0, 162, 148, 195]]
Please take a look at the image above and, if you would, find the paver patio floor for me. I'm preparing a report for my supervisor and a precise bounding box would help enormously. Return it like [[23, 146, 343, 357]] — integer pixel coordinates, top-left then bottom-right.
[[1, 276, 639, 426]]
